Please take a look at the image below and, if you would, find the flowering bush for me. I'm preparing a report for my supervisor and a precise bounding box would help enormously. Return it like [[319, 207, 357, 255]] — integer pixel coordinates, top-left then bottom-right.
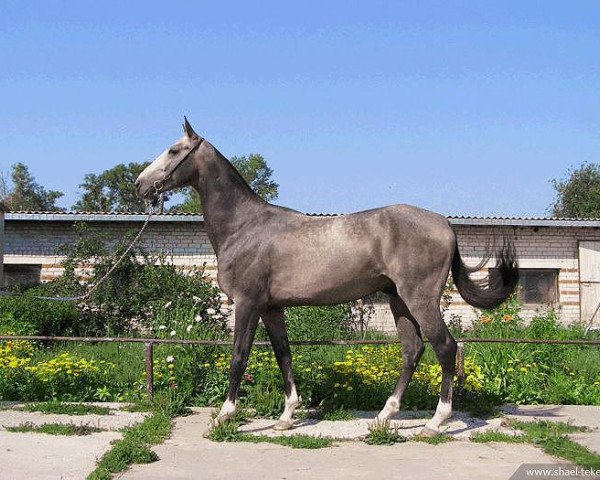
[[0, 338, 114, 401]]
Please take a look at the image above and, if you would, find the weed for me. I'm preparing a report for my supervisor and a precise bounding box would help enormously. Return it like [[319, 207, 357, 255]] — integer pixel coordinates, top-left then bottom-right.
[[21, 402, 112, 416], [234, 433, 334, 449], [364, 419, 406, 445], [470, 430, 525, 443], [208, 418, 243, 443], [5, 422, 104, 435], [496, 420, 600, 470], [86, 395, 175, 480], [318, 408, 355, 421], [412, 433, 454, 445]]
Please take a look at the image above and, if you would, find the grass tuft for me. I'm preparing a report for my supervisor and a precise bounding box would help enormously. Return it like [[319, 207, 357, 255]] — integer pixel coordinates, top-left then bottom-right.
[[364, 419, 406, 445], [208, 418, 243, 443], [318, 408, 356, 421], [412, 433, 454, 445], [120, 402, 152, 413], [207, 412, 335, 449], [471, 430, 525, 443], [507, 420, 599, 470], [5, 422, 104, 436], [235, 433, 333, 449], [22, 402, 112, 416]]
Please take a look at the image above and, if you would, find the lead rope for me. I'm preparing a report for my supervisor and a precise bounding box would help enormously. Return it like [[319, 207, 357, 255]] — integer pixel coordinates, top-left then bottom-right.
[[2, 197, 159, 302]]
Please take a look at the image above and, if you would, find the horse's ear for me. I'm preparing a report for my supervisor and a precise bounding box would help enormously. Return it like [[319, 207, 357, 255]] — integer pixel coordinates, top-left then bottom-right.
[[183, 116, 198, 138]]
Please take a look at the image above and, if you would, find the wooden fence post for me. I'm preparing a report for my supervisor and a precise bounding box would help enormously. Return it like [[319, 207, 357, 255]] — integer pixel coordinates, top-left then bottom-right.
[[144, 342, 154, 401], [456, 341, 465, 392]]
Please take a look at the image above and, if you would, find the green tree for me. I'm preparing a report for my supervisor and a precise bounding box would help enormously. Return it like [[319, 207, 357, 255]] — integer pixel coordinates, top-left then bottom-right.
[[3, 162, 64, 211], [170, 153, 279, 213], [73, 162, 151, 212], [550, 163, 600, 218]]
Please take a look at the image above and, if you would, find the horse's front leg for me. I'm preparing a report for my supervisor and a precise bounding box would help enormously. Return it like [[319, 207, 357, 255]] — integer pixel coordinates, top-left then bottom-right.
[[208, 299, 260, 433], [262, 307, 300, 431]]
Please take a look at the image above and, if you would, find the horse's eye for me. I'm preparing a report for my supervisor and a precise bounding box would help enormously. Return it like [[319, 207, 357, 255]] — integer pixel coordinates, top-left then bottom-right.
[[169, 148, 180, 155]]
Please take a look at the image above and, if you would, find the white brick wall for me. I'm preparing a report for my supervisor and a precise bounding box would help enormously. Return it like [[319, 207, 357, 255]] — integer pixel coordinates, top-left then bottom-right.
[[368, 224, 596, 333], [4, 217, 598, 333]]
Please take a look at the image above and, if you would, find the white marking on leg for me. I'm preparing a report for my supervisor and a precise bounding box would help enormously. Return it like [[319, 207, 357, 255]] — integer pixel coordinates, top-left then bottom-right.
[[376, 396, 400, 421], [204, 399, 237, 436], [215, 399, 236, 424], [273, 386, 300, 431], [279, 386, 300, 423], [425, 398, 452, 432]]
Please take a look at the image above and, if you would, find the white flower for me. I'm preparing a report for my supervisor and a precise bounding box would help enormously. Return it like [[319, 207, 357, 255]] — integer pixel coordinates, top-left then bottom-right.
[[194, 314, 202, 323], [213, 314, 222, 320], [206, 308, 216, 315], [164, 301, 173, 309], [192, 296, 201, 303], [170, 330, 176, 336], [186, 324, 193, 333], [166, 355, 174, 363], [158, 325, 167, 330]]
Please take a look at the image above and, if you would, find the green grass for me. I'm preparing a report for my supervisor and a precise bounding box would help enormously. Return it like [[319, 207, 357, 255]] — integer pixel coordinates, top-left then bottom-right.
[[86, 393, 176, 480], [471, 430, 525, 443], [412, 433, 454, 445], [507, 420, 599, 470], [471, 420, 599, 470], [5, 422, 104, 436], [31, 341, 145, 399], [364, 419, 407, 445], [318, 408, 356, 421], [207, 415, 335, 449], [234, 433, 334, 449], [22, 402, 112, 416], [120, 402, 153, 413]]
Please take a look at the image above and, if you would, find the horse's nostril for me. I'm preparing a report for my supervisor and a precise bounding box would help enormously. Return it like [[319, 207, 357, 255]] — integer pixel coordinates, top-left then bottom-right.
[[135, 179, 141, 188]]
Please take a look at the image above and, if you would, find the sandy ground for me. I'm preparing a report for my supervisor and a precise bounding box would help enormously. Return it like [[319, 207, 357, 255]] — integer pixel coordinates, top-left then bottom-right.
[[1, 404, 598, 480]]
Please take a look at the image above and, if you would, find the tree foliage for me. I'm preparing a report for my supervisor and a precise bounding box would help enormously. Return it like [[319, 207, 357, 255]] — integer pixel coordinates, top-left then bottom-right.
[[3, 162, 64, 211], [170, 153, 278, 213], [550, 163, 600, 218], [73, 162, 150, 212]]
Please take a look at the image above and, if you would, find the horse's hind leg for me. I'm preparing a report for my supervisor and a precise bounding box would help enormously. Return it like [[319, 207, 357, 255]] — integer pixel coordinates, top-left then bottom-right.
[[262, 307, 300, 431], [409, 302, 457, 436], [376, 295, 425, 421]]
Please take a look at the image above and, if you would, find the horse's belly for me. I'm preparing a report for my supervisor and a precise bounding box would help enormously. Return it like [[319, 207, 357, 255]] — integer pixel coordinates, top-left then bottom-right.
[[268, 254, 388, 306]]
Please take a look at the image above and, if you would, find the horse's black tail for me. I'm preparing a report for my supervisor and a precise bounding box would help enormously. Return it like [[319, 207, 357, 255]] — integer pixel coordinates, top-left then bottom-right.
[[451, 236, 519, 310]]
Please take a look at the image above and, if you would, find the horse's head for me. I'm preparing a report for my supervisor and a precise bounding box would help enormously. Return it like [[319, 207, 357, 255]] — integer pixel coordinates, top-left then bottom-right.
[[136, 117, 204, 201]]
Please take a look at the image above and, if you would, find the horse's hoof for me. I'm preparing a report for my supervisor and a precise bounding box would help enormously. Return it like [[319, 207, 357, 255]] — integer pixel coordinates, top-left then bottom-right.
[[419, 427, 440, 437], [273, 419, 294, 431]]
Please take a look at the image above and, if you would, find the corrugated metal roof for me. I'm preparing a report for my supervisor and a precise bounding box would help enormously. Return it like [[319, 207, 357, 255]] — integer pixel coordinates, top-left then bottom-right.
[[447, 216, 600, 228], [5, 211, 204, 222], [5, 211, 600, 228]]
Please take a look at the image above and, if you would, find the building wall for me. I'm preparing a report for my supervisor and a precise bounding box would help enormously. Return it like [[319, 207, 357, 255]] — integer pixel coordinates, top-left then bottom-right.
[[367, 224, 597, 332], [4, 216, 598, 333], [3, 220, 217, 281]]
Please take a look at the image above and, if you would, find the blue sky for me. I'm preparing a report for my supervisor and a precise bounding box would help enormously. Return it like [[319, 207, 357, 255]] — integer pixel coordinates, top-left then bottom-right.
[[1, 1, 599, 216]]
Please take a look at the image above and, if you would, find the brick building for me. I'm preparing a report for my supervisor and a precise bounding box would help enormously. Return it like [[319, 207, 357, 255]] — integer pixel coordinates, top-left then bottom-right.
[[3, 211, 600, 332]]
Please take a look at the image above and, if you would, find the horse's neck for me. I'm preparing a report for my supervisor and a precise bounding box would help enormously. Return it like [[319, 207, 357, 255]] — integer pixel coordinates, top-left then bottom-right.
[[194, 146, 264, 255]]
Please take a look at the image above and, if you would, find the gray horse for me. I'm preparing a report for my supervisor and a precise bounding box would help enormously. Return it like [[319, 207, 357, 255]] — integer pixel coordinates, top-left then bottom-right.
[[136, 118, 518, 435]]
